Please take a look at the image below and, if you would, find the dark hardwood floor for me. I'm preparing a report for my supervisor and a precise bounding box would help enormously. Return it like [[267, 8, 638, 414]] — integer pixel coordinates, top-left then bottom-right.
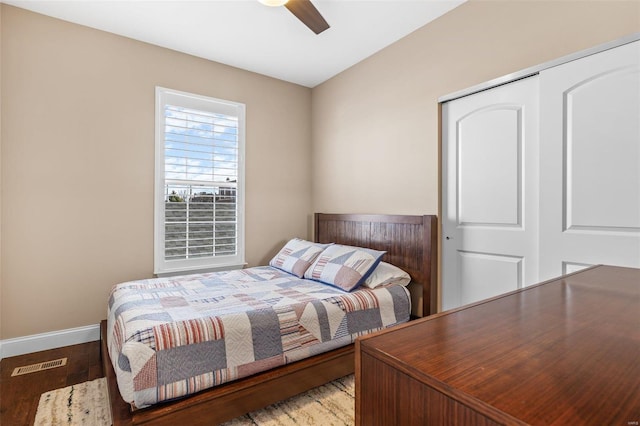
[[0, 341, 103, 425]]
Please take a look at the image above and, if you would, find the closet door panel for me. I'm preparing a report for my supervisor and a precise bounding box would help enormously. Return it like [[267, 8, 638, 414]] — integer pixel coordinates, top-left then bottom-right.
[[458, 107, 521, 225], [539, 40, 640, 280], [458, 251, 522, 306], [566, 67, 640, 230], [442, 76, 539, 311]]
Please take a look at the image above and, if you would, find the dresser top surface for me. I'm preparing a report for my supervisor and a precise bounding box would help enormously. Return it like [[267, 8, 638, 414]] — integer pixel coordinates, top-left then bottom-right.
[[359, 265, 640, 424]]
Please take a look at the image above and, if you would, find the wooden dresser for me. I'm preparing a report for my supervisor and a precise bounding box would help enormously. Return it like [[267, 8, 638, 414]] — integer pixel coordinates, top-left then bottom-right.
[[355, 265, 640, 425]]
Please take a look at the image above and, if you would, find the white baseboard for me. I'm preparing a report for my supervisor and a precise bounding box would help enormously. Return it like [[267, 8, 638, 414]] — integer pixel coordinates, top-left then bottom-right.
[[0, 324, 100, 361]]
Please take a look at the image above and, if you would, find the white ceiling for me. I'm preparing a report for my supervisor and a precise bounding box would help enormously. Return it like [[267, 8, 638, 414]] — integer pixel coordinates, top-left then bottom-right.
[[4, 0, 466, 87]]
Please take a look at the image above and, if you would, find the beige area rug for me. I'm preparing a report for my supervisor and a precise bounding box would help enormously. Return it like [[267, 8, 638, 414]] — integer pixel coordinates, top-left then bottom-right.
[[35, 378, 112, 426], [35, 375, 355, 426], [222, 374, 354, 426]]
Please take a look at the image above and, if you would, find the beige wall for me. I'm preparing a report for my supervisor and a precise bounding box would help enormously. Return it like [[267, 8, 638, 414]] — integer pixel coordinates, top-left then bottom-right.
[[311, 0, 640, 216], [0, 5, 312, 339]]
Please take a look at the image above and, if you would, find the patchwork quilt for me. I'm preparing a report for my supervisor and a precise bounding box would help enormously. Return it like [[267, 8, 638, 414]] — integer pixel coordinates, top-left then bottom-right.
[[107, 266, 410, 408]]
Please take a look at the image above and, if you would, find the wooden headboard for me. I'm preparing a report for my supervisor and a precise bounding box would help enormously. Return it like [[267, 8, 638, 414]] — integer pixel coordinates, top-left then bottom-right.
[[314, 213, 438, 317]]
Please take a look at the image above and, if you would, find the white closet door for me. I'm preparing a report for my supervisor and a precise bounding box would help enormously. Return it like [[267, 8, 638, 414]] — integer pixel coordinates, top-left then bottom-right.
[[442, 76, 539, 311], [539, 40, 640, 280]]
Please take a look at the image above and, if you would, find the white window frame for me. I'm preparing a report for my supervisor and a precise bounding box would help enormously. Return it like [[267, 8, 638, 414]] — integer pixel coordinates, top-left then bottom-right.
[[154, 87, 245, 276]]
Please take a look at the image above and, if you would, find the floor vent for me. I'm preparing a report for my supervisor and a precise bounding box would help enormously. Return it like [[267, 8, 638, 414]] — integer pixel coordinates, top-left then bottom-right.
[[11, 358, 67, 377]]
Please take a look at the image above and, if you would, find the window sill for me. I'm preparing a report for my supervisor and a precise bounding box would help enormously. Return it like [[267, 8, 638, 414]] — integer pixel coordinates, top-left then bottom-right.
[[154, 262, 248, 278]]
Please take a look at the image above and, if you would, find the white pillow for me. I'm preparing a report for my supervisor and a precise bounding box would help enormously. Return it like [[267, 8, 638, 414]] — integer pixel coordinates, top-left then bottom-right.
[[362, 262, 411, 289]]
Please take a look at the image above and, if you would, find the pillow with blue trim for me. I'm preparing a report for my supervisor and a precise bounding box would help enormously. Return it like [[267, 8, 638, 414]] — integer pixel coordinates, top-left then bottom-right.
[[269, 238, 330, 278], [304, 244, 386, 291]]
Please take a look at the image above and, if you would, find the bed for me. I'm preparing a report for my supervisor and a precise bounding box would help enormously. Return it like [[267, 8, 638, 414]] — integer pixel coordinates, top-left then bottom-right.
[[101, 213, 438, 425]]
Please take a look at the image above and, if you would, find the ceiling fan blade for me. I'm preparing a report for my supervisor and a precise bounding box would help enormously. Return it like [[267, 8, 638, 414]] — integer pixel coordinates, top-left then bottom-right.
[[284, 0, 330, 34]]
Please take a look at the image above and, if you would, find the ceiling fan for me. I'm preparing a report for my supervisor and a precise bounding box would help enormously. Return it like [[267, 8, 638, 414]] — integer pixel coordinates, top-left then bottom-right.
[[259, 0, 330, 35]]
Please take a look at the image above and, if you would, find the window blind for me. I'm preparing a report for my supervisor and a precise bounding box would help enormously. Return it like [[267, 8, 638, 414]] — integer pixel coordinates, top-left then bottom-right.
[[155, 88, 245, 274]]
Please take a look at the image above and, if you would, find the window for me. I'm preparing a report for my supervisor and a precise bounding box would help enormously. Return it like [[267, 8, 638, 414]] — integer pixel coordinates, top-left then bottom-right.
[[154, 87, 245, 275]]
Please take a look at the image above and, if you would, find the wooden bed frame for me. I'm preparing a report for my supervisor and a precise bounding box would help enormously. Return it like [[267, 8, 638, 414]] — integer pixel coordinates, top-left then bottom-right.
[[100, 213, 438, 425]]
